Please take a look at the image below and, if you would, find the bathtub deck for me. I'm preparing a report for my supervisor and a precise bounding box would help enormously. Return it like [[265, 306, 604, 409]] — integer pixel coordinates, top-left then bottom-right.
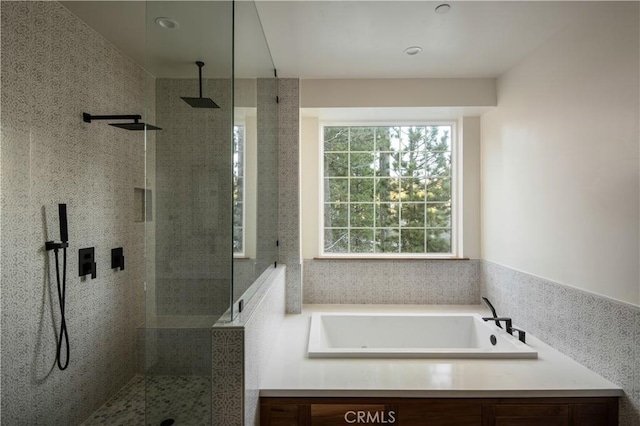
[[260, 304, 622, 398]]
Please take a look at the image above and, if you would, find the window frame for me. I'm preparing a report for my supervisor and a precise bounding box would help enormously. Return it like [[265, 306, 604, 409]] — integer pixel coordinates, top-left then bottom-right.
[[318, 120, 460, 259]]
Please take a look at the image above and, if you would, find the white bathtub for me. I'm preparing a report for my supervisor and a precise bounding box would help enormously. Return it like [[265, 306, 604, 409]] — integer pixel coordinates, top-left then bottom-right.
[[307, 313, 537, 359]]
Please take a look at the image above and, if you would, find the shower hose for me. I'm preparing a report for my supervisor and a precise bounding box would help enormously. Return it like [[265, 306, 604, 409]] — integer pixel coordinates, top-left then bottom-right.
[[53, 245, 69, 370]]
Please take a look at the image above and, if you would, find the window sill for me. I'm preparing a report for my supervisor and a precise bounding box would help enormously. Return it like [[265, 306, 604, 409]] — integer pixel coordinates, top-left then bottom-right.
[[312, 256, 470, 261]]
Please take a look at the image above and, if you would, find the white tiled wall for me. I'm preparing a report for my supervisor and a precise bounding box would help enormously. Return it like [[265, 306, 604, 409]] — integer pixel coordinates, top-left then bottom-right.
[[1, 2, 148, 423], [481, 260, 640, 425]]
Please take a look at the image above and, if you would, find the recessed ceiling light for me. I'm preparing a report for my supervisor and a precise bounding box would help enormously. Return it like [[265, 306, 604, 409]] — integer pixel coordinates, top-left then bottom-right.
[[435, 4, 451, 14], [404, 46, 422, 56], [155, 17, 178, 30]]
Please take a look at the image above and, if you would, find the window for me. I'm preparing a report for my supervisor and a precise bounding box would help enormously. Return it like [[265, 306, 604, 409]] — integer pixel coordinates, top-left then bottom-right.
[[233, 124, 245, 255], [322, 124, 455, 256]]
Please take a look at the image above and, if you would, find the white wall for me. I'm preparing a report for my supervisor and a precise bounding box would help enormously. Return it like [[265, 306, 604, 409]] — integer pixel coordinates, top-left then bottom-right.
[[481, 3, 640, 305], [461, 117, 481, 260], [300, 116, 321, 258], [301, 78, 496, 108]]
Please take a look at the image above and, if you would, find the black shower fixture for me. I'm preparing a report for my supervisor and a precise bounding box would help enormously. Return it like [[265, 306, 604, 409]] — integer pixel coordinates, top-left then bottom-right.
[[45, 204, 70, 370], [82, 113, 162, 131], [181, 61, 220, 109]]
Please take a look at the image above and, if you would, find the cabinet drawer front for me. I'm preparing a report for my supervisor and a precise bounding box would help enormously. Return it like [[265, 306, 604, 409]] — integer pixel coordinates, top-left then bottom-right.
[[264, 404, 301, 426], [484, 404, 570, 426], [495, 418, 568, 426], [493, 404, 569, 417]]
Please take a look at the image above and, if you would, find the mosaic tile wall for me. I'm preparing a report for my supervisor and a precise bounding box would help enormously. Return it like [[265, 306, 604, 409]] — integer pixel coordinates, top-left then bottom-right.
[[277, 79, 302, 314], [481, 260, 640, 425], [304, 259, 480, 304], [254, 78, 280, 292], [1, 2, 148, 423], [154, 78, 232, 317], [211, 328, 244, 426], [212, 266, 286, 425], [137, 328, 212, 376]]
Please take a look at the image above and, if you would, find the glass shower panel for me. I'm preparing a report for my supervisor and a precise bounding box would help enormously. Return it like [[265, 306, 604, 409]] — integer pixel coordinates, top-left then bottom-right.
[[233, 0, 279, 306], [144, 1, 233, 424]]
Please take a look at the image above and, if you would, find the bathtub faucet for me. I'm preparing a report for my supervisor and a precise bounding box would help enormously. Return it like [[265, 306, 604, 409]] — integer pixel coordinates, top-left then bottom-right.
[[481, 297, 503, 328], [481, 297, 527, 344], [482, 316, 513, 332]]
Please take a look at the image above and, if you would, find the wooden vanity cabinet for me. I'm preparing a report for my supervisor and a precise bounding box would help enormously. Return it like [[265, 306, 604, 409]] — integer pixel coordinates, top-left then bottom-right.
[[482, 400, 616, 426], [260, 397, 618, 426]]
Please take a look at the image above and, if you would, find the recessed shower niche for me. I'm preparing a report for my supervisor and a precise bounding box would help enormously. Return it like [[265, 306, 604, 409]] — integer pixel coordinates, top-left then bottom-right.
[[134, 187, 152, 223]]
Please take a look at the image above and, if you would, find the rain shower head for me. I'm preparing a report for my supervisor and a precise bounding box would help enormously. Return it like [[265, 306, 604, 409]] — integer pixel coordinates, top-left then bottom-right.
[[82, 113, 162, 131], [180, 97, 219, 109], [181, 61, 220, 109], [109, 122, 162, 131]]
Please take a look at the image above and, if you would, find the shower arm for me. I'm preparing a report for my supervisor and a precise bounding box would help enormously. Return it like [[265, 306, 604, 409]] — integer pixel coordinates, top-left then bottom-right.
[[83, 113, 142, 123], [197, 61, 204, 98]]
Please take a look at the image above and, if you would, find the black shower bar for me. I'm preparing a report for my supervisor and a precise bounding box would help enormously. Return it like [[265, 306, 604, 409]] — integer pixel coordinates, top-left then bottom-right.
[[82, 112, 162, 131], [83, 113, 141, 123], [197, 60, 203, 98]]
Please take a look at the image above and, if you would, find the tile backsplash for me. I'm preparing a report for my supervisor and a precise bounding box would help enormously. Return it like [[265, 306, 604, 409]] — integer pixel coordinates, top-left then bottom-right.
[[481, 260, 640, 425], [303, 259, 480, 304]]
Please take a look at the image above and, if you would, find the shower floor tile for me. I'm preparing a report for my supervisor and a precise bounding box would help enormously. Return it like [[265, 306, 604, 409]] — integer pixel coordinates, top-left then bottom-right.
[[82, 375, 211, 426]]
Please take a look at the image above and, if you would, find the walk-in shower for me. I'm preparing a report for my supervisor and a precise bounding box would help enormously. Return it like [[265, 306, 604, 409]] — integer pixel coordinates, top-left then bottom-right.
[[28, 0, 279, 424], [138, 1, 278, 424]]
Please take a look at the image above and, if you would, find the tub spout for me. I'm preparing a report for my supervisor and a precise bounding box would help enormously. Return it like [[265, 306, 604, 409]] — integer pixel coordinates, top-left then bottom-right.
[[482, 316, 513, 333], [481, 316, 527, 344], [481, 297, 502, 328]]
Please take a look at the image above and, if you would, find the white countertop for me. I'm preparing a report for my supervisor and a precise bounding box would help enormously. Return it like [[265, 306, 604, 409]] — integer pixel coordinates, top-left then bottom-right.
[[260, 304, 623, 398]]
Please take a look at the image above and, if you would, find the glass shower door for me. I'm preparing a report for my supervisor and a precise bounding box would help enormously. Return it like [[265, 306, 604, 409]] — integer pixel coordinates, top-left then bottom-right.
[[232, 0, 279, 310], [143, 1, 234, 424]]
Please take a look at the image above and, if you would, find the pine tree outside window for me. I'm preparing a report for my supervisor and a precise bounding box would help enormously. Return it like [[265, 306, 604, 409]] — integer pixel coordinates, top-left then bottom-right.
[[322, 124, 456, 256], [233, 124, 245, 256]]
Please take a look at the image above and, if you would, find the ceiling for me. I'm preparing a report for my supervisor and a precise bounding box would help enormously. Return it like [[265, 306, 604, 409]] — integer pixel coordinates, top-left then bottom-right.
[[62, 1, 602, 79], [62, 1, 273, 78], [255, 1, 597, 78]]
